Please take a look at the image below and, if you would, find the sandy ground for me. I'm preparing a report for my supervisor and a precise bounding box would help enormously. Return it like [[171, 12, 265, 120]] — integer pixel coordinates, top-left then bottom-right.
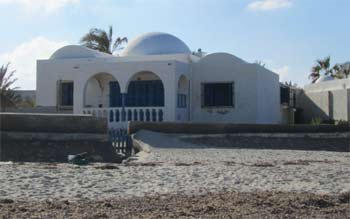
[[0, 130, 349, 218]]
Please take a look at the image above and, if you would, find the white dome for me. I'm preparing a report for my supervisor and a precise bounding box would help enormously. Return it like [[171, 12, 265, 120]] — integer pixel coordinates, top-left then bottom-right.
[[315, 75, 334, 83], [121, 32, 191, 56], [50, 45, 113, 60]]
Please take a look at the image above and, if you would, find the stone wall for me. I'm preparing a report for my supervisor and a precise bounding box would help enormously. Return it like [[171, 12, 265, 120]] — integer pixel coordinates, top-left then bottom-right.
[[0, 113, 120, 163], [3, 106, 73, 114], [298, 78, 350, 122], [128, 121, 349, 134], [0, 113, 106, 133]]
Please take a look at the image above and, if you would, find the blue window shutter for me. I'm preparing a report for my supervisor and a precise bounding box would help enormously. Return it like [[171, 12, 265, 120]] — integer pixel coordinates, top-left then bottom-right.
[[109, 81, 121, 107], [126, 80, 164, 107]]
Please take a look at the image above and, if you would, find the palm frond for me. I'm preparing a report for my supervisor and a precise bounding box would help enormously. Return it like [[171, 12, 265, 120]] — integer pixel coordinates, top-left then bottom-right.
[[0, 63, 20, 110], [80, 26, 128, 54], [80, 28, 112, 54], [112, 36, 128, 52], [317, 56, 331, 70], [309, 65, 321, 83]]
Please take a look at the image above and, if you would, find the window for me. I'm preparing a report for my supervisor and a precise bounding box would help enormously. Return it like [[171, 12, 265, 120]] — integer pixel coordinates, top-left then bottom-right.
[[177, 94, 187, 108], [126, 80, 164, 107], [202, 82, 234, 107], [59, 81, 73, 107]]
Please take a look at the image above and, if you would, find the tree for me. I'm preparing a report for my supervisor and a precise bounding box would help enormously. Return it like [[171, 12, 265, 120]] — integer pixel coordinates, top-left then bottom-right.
[[309, 65, 322, 83], [0, 63, 20, 111], [339, 63, 350, 79], [343, 65, 350, 78], [309, 56, 338, 83], [80, 26, 127, 54]]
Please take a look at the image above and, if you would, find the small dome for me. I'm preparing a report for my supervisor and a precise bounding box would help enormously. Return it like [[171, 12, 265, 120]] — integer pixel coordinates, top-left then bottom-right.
[[121, 32, 191, 56], [316, 75, 334, 83], [50, 45, 113, 60]]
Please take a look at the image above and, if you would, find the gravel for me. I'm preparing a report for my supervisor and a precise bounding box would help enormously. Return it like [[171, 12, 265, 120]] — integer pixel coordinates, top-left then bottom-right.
[[0, 191, 349, 219]]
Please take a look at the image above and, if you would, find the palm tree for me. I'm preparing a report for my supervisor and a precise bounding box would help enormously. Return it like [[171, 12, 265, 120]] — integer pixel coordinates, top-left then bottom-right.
[[332, 64, 343, 79], [318, 56, 332, 74], [340, 63, 350, 78], [309, 65, 322, 83], [80, 26, 127, 54], [0, 63, 20, 111], [309, 56, 336, 83], [343, 66, 350, 78]]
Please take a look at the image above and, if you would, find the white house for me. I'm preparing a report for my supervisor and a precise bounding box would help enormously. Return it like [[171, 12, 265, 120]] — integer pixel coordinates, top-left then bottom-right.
[[36, 32, 281, 128]]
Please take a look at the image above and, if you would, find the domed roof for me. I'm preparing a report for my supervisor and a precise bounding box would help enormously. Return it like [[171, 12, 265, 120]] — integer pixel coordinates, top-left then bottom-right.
[[50, 45, 113, 60], [121, 32, 191, 56], [315, 75, 334, 83]]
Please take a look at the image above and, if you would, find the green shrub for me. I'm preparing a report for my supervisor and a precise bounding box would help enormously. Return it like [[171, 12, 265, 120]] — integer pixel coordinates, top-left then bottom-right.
[[311, 117, 322, 125]]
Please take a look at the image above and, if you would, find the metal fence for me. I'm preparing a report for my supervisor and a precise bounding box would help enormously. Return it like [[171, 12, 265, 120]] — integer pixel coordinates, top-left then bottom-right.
[[108, 128, 133, 157]]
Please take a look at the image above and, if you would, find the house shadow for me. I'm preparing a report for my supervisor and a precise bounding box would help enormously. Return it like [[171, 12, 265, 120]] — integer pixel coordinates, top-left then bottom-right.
[[295, 89, 344, 124]]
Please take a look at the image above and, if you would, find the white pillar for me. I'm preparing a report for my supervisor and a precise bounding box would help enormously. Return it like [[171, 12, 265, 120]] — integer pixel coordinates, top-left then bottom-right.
[[163, 72, 177, 121], [73, 80, 85, 114]]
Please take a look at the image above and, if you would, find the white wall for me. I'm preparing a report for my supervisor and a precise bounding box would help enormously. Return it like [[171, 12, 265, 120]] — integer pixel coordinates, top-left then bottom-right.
[[191, 53, 259, 124], [190, 53, 280, 124], [175, 61, 191, 122], [36, 56, 180, 121], [304, 78, 350, 92], [256, 66, 280, 124], [37, 52, 281, 124]]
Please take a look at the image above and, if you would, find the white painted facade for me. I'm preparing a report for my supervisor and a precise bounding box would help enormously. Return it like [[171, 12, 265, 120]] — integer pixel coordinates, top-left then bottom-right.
[[36, 32, 280, 128]]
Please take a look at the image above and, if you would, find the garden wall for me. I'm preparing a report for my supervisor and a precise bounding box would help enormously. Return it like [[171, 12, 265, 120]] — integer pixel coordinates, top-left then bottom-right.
[[0, 113, 120, 162], [128, 121, 350, 134]]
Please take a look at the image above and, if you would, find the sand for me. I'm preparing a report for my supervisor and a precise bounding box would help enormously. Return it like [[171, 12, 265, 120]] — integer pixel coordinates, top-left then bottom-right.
[[0, 130, 349, 201], [0, 130, 349, 218]]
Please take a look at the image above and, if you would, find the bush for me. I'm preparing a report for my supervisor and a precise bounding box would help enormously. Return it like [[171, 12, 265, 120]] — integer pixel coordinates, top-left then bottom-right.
[[311, 117, 322, 125]]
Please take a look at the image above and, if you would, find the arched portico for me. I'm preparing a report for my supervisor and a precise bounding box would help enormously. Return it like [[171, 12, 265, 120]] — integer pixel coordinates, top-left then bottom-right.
[[125, 71, 164, 107], [84, 72, 121, 108], [83, 71, 166, 128]]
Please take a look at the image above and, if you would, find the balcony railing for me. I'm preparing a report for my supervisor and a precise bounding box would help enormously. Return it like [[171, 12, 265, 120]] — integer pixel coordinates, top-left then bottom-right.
[[82, 107, 164, 128]]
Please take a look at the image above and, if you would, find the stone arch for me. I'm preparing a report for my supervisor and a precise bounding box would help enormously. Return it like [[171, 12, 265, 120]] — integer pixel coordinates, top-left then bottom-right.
[[125, 71, 164, 107], [84, 72, 121, 108]]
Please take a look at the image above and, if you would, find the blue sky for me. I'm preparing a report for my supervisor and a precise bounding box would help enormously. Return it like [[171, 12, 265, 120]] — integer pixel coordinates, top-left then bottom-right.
[[0, 0, 349, 89]]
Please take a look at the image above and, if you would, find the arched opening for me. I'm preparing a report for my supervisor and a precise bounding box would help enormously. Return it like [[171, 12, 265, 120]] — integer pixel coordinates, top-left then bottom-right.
[[126, 71, 164, 107], [177, 75, 189, 108], [84, 73, 121, 108]]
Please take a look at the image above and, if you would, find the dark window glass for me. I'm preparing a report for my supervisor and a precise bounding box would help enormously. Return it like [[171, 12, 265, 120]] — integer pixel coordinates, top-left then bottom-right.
[[202, 83, 234, 107], [280, 86, 290, 105], [61, 82, 73, 106], [126, 80, 164, 107]]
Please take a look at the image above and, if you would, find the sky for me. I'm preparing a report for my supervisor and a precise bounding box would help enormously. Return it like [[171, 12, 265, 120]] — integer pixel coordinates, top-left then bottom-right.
[[0, 0, 349, 90]]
